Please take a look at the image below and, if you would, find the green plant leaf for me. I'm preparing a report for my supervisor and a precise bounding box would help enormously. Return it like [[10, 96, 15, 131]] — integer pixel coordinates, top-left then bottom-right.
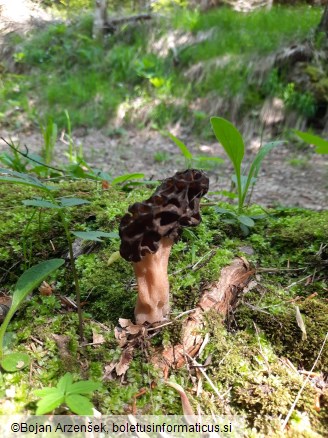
[[22, 199, 60, 209], [0, 176, 48, 190], [242, 141, 281, 205], [215, 207, 237, 216], [0, 352, 30, 372], [167, 133, 193, 160], [111, 173, 144, 185], [0, 258, 65, 359], [34, 387, 61, 397], [12, 259, 64, 309], [71, 231, 119, 242], [294, 130, 328, 154], [210, 117, 245, 175], [59, 197, 90, 207], [237, 215, 255, 227], [65, 394, 94, 415], [35, 391, 65, 415], [57, 373, 73, 393], [67, 380, 101, 395]]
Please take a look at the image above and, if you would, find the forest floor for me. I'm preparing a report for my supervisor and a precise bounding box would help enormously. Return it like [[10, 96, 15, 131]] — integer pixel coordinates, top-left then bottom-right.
[[1, 126, 327, 210]]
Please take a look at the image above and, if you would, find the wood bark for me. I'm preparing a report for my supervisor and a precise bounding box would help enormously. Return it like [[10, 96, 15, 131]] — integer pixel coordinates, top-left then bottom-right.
[[152, 258, 253, 374], [93, 0, 108, 41]]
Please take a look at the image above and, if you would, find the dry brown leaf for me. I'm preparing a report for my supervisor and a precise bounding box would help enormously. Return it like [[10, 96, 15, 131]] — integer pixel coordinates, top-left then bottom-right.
[[116, 347, 134, 376], [119, 318, 134, 328], [114, 327, 128, 347], [92, 330, 105, 345], [38, 281, 53, 296], [103, 362, 117, 381], [126, 325, 143, 335]]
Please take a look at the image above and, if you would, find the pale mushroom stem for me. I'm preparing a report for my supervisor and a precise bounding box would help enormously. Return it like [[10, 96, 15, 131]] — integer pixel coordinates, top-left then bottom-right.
[[133, 237, 173, 324]]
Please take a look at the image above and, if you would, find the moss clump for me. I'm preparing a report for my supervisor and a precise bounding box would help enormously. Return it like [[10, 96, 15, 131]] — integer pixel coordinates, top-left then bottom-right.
[[198, 312, 324, 435], [236, 298, 328, 371]]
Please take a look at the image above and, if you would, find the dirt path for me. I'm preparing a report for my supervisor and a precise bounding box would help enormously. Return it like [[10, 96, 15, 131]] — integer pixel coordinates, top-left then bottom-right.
[[1, 128, 327, 210]]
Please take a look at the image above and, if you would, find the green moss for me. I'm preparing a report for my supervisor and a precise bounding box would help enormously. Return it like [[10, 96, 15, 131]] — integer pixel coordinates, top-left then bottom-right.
[[0, 180, 327, 434]]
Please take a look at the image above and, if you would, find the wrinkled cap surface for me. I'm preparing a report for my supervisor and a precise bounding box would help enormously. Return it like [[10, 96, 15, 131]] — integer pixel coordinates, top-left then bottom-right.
[[119, 169, 209, 262]]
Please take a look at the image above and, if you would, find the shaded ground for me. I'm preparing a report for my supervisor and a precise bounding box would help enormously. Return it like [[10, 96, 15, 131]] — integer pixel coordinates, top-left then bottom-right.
[[1, 127, 327, 210]]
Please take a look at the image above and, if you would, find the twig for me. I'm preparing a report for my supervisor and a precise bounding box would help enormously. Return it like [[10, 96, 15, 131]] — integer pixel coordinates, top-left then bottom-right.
[[186, 353, 224, 400], [256, 267, 305, 272], [286, 274, 313, 290], [147, 308, 197, 332], [282, 332, 328, 431]]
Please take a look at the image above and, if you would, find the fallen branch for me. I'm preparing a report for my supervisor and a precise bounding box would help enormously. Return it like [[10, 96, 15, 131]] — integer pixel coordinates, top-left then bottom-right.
[[152, 258, 253, 374]]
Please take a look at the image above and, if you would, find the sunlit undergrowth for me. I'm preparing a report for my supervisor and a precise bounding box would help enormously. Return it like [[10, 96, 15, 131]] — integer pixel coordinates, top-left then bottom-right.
[[0, 178, 327, 433], [0, 5, 322, 131]]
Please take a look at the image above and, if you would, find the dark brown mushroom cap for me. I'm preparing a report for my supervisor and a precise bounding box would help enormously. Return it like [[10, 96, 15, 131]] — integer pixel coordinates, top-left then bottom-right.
[[119, 169, 209, 262]]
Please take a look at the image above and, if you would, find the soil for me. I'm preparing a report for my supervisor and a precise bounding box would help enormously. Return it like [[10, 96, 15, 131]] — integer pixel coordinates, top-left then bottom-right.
[[1, 126, 327, 210]]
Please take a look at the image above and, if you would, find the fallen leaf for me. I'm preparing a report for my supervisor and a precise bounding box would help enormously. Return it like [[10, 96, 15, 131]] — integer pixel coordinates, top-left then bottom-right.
[[114, 327, 128, 347], [126, 324, 143, 335], [119, 318, 134, 328], [102, 180, 110, 190], [39, 281, 53, 296], [116, 347, 134, 376], [92, 330, 105, 345]]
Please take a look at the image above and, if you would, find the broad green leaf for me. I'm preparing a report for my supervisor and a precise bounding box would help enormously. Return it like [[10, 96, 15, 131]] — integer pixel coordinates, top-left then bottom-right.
[[65, 394, 93, 415], [57, 373, 73, 393], [294, 130, 328, 154], [89, 169, 112, 181], [211, 117, 245, 175], [12, 259, 64, 310], [34, 387, 61, 397], [0, 352, 30, 372], [222, 218, 238, 225], [167, 133, 193, 160], [237, 215, 255, 227], [22, 199, 60, 209], [239, 223, 250, 236], [0, 259, 64, 358], [35, 392, 65, 415], [67, 380, 101, 395], [0, 168, 38, 179], [0, 176, 48, 190], [71, 231, 119, 242], [111, 173, 144, 185], [215, 207, 237, 216], [59, 197, 90, 207]]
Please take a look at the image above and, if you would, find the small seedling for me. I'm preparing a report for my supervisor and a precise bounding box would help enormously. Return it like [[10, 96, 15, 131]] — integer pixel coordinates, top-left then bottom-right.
[[210, 117, 281, 233], [34, 372, 101, 415], [0, 259, 64, 371]]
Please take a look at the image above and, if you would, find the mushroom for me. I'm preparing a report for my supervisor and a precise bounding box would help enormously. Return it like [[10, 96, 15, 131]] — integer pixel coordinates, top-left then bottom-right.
[[119, 169, 209, 325]]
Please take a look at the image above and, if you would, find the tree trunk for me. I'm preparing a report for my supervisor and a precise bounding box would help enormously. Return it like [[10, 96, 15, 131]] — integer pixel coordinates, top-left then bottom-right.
[[93, 0, 108, 42]]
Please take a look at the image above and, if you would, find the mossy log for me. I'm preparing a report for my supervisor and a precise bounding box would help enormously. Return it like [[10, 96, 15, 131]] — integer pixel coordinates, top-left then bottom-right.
[[153, 258, 254, 373]]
